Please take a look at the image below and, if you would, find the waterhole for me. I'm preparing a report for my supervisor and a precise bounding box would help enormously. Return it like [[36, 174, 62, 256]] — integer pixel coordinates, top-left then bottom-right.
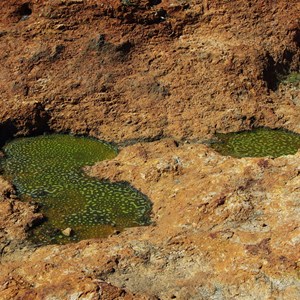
[[1, 134, 152, 245], [211, 128, 300, 158]]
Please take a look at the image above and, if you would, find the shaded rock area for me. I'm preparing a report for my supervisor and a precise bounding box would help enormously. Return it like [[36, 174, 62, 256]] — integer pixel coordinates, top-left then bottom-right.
[[0, 0, 300, 299]]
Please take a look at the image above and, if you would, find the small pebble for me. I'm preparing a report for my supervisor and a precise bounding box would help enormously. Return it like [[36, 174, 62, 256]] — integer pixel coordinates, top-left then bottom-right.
[[62, 228, 73, 237]]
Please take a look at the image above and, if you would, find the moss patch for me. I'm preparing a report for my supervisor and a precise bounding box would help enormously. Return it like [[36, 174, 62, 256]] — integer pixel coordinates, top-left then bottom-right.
[[282, 72, 300, 85]]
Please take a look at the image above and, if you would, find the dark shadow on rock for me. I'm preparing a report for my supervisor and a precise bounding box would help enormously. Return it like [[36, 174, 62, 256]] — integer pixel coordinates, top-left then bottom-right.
[[0, 103, 51, 148], [0, 120, 17, 148], [16, 2, 32, 21], [263, 50, 296, 91]]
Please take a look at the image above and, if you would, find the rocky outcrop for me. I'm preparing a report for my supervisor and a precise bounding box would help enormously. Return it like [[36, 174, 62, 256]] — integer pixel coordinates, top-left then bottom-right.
[[0, 177, 44, 257], [0, 0, 299, 299], [0, 0, 299, 142]]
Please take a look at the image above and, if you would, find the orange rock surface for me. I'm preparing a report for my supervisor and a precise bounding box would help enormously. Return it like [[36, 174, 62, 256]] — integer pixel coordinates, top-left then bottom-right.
[[0, 0, 299, 299]]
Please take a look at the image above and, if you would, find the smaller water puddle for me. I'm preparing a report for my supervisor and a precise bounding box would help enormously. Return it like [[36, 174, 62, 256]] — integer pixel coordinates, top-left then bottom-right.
[[1, 134, 152, 245], [211, 128, 300, 158]]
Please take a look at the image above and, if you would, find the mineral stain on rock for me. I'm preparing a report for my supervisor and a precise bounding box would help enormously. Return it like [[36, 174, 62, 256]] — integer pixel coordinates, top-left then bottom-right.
[[1, 134, 152, 244], [211, 128, 300, 158]]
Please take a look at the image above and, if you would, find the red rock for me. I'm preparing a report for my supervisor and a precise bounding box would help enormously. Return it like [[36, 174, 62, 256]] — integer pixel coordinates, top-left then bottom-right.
[[0, 0, 300, 299]]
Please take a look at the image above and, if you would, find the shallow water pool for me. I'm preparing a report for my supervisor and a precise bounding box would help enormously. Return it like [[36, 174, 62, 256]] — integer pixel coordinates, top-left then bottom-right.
[[211, 128, 300, 158], [1, 134, 152, 244]]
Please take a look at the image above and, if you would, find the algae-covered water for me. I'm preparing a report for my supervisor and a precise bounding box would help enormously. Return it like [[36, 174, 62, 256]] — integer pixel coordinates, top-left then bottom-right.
[[1, 134, 152, 245], [211, 128, 300, 158]]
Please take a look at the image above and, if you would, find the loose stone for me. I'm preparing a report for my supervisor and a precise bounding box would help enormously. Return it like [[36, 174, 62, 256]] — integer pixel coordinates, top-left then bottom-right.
[[62, 228, 73, 237]]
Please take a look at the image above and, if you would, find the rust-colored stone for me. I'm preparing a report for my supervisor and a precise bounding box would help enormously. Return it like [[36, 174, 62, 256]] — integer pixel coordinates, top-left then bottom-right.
[[0, 0, 300, 299]]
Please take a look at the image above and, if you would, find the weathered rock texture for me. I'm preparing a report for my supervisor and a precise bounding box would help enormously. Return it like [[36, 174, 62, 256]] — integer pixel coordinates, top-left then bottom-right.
[[0, 0, 299, 299], [1, 0, 300, 141]]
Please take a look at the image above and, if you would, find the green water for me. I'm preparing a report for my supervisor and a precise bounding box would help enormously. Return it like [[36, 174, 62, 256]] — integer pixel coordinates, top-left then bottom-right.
[[211, 128, 300, 158], [1, 134, 152, 245]]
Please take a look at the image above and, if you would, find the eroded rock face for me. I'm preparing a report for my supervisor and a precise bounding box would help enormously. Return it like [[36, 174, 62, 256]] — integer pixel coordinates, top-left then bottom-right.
[[0, 177, 44, 256], [0, 0, 299, 141], [0, 0, 300, 299]]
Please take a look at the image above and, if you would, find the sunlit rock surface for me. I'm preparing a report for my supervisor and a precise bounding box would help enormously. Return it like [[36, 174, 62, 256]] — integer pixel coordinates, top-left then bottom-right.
[[0, 0, 299, 298]]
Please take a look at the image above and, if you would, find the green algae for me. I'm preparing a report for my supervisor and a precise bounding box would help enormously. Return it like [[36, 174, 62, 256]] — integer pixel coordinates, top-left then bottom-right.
[[211, 128, 300, 158], [1, 134, 152, 245], [282, 72, 300, 86]]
